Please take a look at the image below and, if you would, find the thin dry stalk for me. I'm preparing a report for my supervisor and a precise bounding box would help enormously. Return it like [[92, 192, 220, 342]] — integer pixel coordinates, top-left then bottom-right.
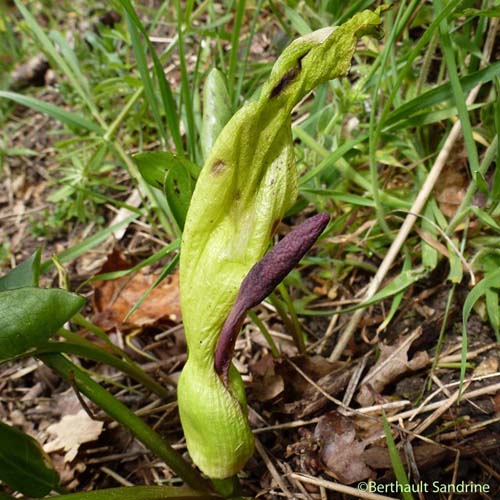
[[100, 466, 133, 486], [342, 352, 370, 406], [389, 381, 500, 423], [438, 416, 500, 441], [408, 372, 500, 422], [289, 472, 398, 500], [255, 437, 294, 499]]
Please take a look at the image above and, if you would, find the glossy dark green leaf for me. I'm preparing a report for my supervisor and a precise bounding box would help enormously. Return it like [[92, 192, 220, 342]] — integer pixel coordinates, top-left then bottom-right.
[[0, 287, 85, 362], [164, 161, 194, 230], [0, 248, 41, 291], [0, 420, 59, 497]]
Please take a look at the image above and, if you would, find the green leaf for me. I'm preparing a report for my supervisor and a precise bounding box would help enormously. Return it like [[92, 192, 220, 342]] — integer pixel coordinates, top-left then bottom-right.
[[134, 151, 173, 189], [164, 160, 194, 230], [123, 9, 168, 148], [0, 248, 41, 291], [0, 91, 102, 133], [447, 239, 463, 284], [421, 202, 439, 271], [40, 213, 140, 274], [458, 6, 500, 18], [485, 289, 500, 341], [134, 152, 200, 191], [378, 254, 411, 332], [0, 288, 85, 362], [492, 78, 500, 200], [0, 420, 59, 497], [38, 353, 208, 490], [124, 253, 180, 322], [118, 0, 183, 153], [470, 206, 500, 232]]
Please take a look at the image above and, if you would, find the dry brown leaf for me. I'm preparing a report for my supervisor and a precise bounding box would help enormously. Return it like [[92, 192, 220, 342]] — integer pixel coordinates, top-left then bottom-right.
[[314, 411, 372, 484], [434, 163, 468, 218], [357, 331, 429, 406], [250, 354, 284, 402], [44, 410, 104, 462], [92, 249, 180, 329], [472, 355, 499, 377]]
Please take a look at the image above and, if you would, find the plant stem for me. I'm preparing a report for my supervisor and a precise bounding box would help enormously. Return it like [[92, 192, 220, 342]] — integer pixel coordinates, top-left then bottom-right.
[[38, 353, 209, 491], [48, 331, 171, 399]]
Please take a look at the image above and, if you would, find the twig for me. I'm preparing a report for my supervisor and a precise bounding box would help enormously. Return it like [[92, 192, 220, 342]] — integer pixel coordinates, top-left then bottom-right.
[[100, 466, 134, 486], [255, 438, 294, 499], [289, 473, 398, 500], [389, 380, 500, 423], [412, 382, 471, 436]]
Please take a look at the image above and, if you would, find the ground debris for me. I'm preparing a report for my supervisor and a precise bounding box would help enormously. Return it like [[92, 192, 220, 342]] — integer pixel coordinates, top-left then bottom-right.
[[91, 248, 181, 329], [44, 409, 104, 462], [357, 328, 430, 406]]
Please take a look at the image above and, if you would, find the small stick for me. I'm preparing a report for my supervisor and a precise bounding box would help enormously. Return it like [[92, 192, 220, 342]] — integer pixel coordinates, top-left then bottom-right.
[[289, 472, 398, 500], [255, 438, 294, 499]]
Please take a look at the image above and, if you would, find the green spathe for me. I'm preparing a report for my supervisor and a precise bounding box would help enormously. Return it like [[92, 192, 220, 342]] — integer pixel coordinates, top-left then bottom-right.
[[178, 9, 383, 479]]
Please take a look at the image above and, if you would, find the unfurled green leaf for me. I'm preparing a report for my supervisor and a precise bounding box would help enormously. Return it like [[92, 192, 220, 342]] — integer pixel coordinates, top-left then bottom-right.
[[0, 287, 85, 362], [357, 268, 427, 310], [0, 420, 59, 497], [178, 8, 384, 479]]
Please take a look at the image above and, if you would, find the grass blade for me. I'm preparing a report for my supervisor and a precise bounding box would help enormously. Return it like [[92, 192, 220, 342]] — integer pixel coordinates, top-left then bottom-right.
[[0, 91, 102, 133], [382, 414, 414, 500]]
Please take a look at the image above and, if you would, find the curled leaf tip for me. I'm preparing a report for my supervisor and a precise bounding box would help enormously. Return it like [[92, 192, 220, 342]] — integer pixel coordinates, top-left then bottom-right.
[[215, 213, 330, 380]]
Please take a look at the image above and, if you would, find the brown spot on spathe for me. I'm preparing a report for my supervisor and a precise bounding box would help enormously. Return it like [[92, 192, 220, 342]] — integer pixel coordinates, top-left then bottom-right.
[[270, 56, 305, 98], [211, 160, 225, 175]]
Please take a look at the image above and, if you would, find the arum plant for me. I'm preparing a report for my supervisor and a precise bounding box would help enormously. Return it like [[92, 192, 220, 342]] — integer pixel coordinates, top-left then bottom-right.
[[178, 9, 384, 478]]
